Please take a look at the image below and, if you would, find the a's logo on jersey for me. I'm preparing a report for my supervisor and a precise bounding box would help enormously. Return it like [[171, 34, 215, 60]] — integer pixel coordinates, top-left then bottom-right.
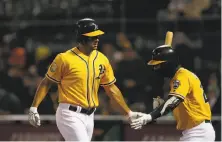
[[173, 80, 180, 90], [50, 62, 57, 72], [96, 64, 105, 79]]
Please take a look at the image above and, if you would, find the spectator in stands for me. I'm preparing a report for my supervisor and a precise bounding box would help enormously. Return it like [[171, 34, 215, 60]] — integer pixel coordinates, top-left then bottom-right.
[[101, 43, 118, 71], [180, 0, 211, 18], [116, 32, 132, 50], [35, 45, 52, 77], [8, 47, 26, 68], [116, 48, 148, 105], [0, 88, 23, 114], [158, 0, 211, 19], [0, 47, 26, 114]]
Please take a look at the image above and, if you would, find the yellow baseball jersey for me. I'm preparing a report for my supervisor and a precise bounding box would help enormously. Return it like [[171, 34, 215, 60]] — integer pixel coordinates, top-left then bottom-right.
[[169, 67, 211, 130], [46, 47, 116, 108]]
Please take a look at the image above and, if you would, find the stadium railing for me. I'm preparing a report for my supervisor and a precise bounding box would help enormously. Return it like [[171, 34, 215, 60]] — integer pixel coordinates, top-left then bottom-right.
[[0, 115, 220, 141]]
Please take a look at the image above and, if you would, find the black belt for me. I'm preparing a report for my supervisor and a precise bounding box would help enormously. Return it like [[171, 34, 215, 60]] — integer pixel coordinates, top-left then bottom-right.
[[204, 120, 211, 123], [69, 105, 96, 115]]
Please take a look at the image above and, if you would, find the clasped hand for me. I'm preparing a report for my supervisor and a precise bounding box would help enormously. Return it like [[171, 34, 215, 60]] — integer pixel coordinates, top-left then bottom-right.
[[127, 111, 152, 130], [130, 113, 152, 130]]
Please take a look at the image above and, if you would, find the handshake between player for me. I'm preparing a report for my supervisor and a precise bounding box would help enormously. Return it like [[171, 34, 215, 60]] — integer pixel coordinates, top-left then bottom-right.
[[130, 96, 164, 129]]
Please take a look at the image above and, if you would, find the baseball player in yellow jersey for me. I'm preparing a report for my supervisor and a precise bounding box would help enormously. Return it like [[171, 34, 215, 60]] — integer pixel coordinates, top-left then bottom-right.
[[131, 45, 215, 141], [28, 18, 142, 141]]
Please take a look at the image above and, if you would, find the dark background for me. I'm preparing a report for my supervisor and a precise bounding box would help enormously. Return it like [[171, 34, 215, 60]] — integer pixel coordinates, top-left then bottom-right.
[[0, 0, 220, 141]]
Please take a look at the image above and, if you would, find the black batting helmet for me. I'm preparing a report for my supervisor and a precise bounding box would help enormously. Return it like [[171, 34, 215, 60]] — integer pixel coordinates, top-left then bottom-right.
[[147, 45, 179, 66], [75, 18, 104, 43], [147, 45, 180, 77]]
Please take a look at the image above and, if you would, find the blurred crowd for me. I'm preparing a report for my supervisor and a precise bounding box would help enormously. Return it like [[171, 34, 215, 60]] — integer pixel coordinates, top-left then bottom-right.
[[0, 0, 220, 116]]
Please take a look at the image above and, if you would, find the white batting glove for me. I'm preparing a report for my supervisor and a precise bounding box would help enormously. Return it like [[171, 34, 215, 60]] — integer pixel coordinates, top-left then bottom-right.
[[130, 113, 152, 130], [153, 96, 165, 109], [127, 111, 144, 123], [28, 107, 41, 127]]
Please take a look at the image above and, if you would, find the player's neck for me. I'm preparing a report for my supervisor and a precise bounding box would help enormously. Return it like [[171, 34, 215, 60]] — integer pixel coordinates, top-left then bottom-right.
[[77, 45, 92, 56], [169, 65, 181, 79]]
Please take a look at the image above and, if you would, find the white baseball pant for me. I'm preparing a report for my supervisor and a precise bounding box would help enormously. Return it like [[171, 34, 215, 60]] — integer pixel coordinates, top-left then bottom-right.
[[56, 103, 94, 141], [180, 121, 215, 141]]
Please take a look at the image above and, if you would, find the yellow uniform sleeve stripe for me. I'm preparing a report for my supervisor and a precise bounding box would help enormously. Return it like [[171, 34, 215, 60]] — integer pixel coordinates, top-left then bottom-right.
[[45, 74, 60, 83], [100, 78, 116, 86], [169, 93, 185, 99]]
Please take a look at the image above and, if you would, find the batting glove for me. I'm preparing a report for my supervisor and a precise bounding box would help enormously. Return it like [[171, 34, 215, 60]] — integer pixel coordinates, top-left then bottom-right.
[[153, 96, 165, 109], [130, 113, 152, 130], [127, 111, 144, 123], [28, 107, 41, 127]]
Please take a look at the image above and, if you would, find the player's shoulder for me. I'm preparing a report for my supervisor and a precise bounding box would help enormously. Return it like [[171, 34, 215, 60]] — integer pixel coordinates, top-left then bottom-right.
[[64, 47, 80, 57], [175, 67, 199, 79], [97, 50, 106, 58], [97, 50, 109, 61], [174, 67, 191, 78], [54, 49, 72, 62], [178, 67, 191, 74]]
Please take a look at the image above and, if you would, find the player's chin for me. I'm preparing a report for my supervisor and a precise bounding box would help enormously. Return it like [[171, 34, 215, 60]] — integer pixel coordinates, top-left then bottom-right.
[[92, 45, 98, 50]]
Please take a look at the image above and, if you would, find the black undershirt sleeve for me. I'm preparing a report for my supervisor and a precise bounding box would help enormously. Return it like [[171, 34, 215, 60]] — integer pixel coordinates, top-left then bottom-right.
[[150, 95, 183, 120]]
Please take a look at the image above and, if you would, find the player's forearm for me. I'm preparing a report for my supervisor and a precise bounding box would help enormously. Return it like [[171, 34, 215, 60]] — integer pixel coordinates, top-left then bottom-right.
[[104, 84, 130, 115], [31, 77, 53, 107], [150, 95, 183, 120]]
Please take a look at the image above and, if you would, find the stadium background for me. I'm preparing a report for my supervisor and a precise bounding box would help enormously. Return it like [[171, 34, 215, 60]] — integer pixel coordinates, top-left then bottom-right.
[[0, 0, 220, 141]]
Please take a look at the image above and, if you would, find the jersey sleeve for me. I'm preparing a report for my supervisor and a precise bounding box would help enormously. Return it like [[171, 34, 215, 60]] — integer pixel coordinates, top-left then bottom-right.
[[46, 54, 65, 83], [100, 59, 116, 86], [169, 72, 190, 99]]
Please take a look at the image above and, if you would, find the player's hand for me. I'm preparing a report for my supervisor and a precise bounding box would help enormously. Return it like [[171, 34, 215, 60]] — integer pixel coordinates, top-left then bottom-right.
[[130, 113, 152, 130], [153, 96, 164, 109], [28, 107, 41, 127], [127, 111, 144, 123]]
